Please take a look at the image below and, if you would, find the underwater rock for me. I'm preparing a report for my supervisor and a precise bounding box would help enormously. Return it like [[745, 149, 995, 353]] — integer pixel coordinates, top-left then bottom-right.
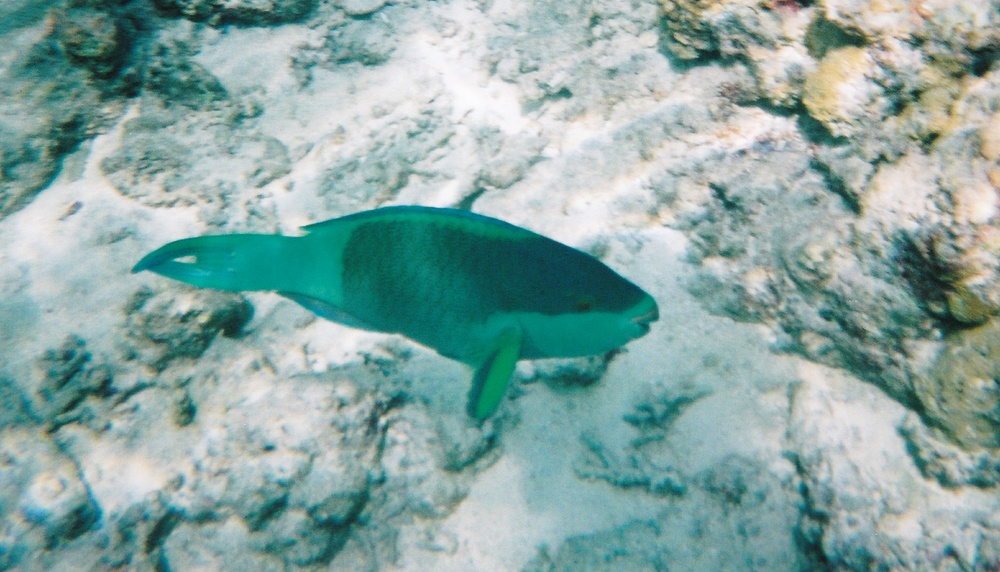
[[658, 0, 818, 107], [102, 96, 289, 224], [788, 364, 987, 571], [153, 0, 315, 25], [122, 286, 253, 371], [289, 14, 397, 83], [655, 0, 995, 159], [668, 85, 993, 449], [316, 106, 455, 213], [749, 43, 814, 107], [0, 45, 103, 220], [99, 492, 179, 569], [802, 46, 889, 139], [19, 465, 99, 545], [0, 427, 100, 569], [897, 68, 1000, 327], [37, 336, 91, 400], [657, 0, 721, 60], [485, 0, 668, 118], [62, 356, 499, 571], [339, 0, 387, 17], [35, 335, 114, 429], [981, 111, 1000, 163], [574, 385, 708, 497], [81, 370, 382, 569], [672, 40, 1000, 454], [372, 400, 494, 522], [288, 456, 369, 529], [0, 0, 146, 220], [677, 143, 935, 407], [815, 0, 918, 42], [801, 0, 1000, 158], [576, 432, 687, 496], [912, 0, 1000, 60], [0, 378, 35, 430], [473, 129, 546, 192], [811, 143, 875, 208], [99, 109, 195, 206], [319, 18, 398, 67], [900, 413, 1000, 488], [144, 41, 229, 109], [433, 414, 500, 473], [54, 6, 134, 79], [713, 1, 816, 107], [520, 355, 609, 389], [913, 319, 1000, 450]]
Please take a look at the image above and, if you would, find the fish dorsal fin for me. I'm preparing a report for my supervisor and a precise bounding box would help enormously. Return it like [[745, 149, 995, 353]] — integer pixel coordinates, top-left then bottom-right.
[[467, 327, 523, 421], [279, 292, 377, 331]]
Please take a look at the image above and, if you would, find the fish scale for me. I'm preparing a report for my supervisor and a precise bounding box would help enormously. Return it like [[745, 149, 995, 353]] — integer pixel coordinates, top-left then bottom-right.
[[341, 219, 489, 345]]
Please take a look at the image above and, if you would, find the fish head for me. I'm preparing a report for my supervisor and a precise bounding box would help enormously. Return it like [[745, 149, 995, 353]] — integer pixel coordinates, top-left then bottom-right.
[[517, 278, 659, 359], [622, 292, 659, 338]]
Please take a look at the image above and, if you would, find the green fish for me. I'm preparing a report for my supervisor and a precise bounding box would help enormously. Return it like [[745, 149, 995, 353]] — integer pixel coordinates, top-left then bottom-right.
[[133, 206, 658, 420]]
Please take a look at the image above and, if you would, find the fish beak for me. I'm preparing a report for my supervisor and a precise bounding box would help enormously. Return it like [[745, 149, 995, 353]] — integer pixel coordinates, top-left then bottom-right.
[[631, 305, 659, 333]]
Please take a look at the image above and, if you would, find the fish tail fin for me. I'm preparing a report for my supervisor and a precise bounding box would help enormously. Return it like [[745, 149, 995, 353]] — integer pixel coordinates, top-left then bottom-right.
[[132, 234, 299, 292]]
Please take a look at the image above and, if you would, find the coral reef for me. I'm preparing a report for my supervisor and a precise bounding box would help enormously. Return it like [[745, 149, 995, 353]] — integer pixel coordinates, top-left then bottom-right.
[[152, 0, 315, 25], [802, 46, 883, 137], [121, 286, 253, 371], [3, 0, 1000, 568], [0, 8, 131, 219], [656, 0, 1000, 457], [914, 320, 1000, 450]]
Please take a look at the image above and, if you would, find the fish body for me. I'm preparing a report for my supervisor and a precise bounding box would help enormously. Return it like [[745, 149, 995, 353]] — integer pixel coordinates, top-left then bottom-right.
[[134, 206, 658, 419]]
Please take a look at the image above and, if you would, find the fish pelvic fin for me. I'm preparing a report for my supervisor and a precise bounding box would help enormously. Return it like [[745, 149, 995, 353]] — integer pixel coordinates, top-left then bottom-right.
[[133, 234, 299, 292], [467, 327, 522, 421]]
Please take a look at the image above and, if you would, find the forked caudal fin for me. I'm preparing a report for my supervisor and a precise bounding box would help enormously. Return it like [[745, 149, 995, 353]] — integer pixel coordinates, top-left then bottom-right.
[[132, 234, 300, 293]]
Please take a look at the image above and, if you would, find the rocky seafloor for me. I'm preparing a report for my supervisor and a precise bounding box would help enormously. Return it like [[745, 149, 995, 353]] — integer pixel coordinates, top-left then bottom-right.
[[2, 0, 1000, 569]]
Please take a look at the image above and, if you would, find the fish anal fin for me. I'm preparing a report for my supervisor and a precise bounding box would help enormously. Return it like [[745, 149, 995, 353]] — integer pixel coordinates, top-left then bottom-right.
[[467, 327, 522, 421], [279, 292, 375, 331]]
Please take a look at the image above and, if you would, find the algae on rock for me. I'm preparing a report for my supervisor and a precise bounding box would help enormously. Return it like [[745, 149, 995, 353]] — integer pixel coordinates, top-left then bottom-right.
[[658, 0, 721, 60], [915, 319, 1000, 450]]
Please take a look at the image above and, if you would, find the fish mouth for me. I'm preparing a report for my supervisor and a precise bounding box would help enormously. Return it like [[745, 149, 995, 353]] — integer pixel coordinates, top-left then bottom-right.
[[631, 305, 659, 332]]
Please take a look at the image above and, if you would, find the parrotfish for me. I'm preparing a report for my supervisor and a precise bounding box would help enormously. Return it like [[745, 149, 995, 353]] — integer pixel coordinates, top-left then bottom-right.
[[133, 206, 658, 420]]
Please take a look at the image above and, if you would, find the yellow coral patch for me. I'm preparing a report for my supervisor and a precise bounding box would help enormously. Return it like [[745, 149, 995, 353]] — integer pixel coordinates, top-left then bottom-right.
[[803, 46, 872, 129]]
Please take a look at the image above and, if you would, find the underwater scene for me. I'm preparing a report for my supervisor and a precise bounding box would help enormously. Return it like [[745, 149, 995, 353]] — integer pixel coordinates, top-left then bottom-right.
[[2, 0, 1000, 569]]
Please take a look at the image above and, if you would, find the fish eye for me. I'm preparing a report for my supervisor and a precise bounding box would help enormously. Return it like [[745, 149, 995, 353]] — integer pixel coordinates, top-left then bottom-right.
[[575, 296, 595, 312]]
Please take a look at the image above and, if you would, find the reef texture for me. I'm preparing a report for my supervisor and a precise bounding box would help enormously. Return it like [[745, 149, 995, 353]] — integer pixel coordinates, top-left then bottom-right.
[[2, 0, 1000, 569], [151, 0, 315, 25], [657, 0, 1000, 450], [0, 2, 137, 220], [1, 312, 498, 570]]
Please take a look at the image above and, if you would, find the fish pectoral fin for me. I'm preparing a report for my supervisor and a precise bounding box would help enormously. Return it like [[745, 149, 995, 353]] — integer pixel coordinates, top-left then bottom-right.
[[466, 327, 522, 421]]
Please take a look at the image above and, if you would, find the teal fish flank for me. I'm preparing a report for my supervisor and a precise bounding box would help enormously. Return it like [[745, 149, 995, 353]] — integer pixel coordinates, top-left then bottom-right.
[[133, 206, 659, 420]]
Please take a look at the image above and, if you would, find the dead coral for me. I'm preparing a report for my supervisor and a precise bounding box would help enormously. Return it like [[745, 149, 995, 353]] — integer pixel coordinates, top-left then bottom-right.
[[914, 319, 1000, 450]]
